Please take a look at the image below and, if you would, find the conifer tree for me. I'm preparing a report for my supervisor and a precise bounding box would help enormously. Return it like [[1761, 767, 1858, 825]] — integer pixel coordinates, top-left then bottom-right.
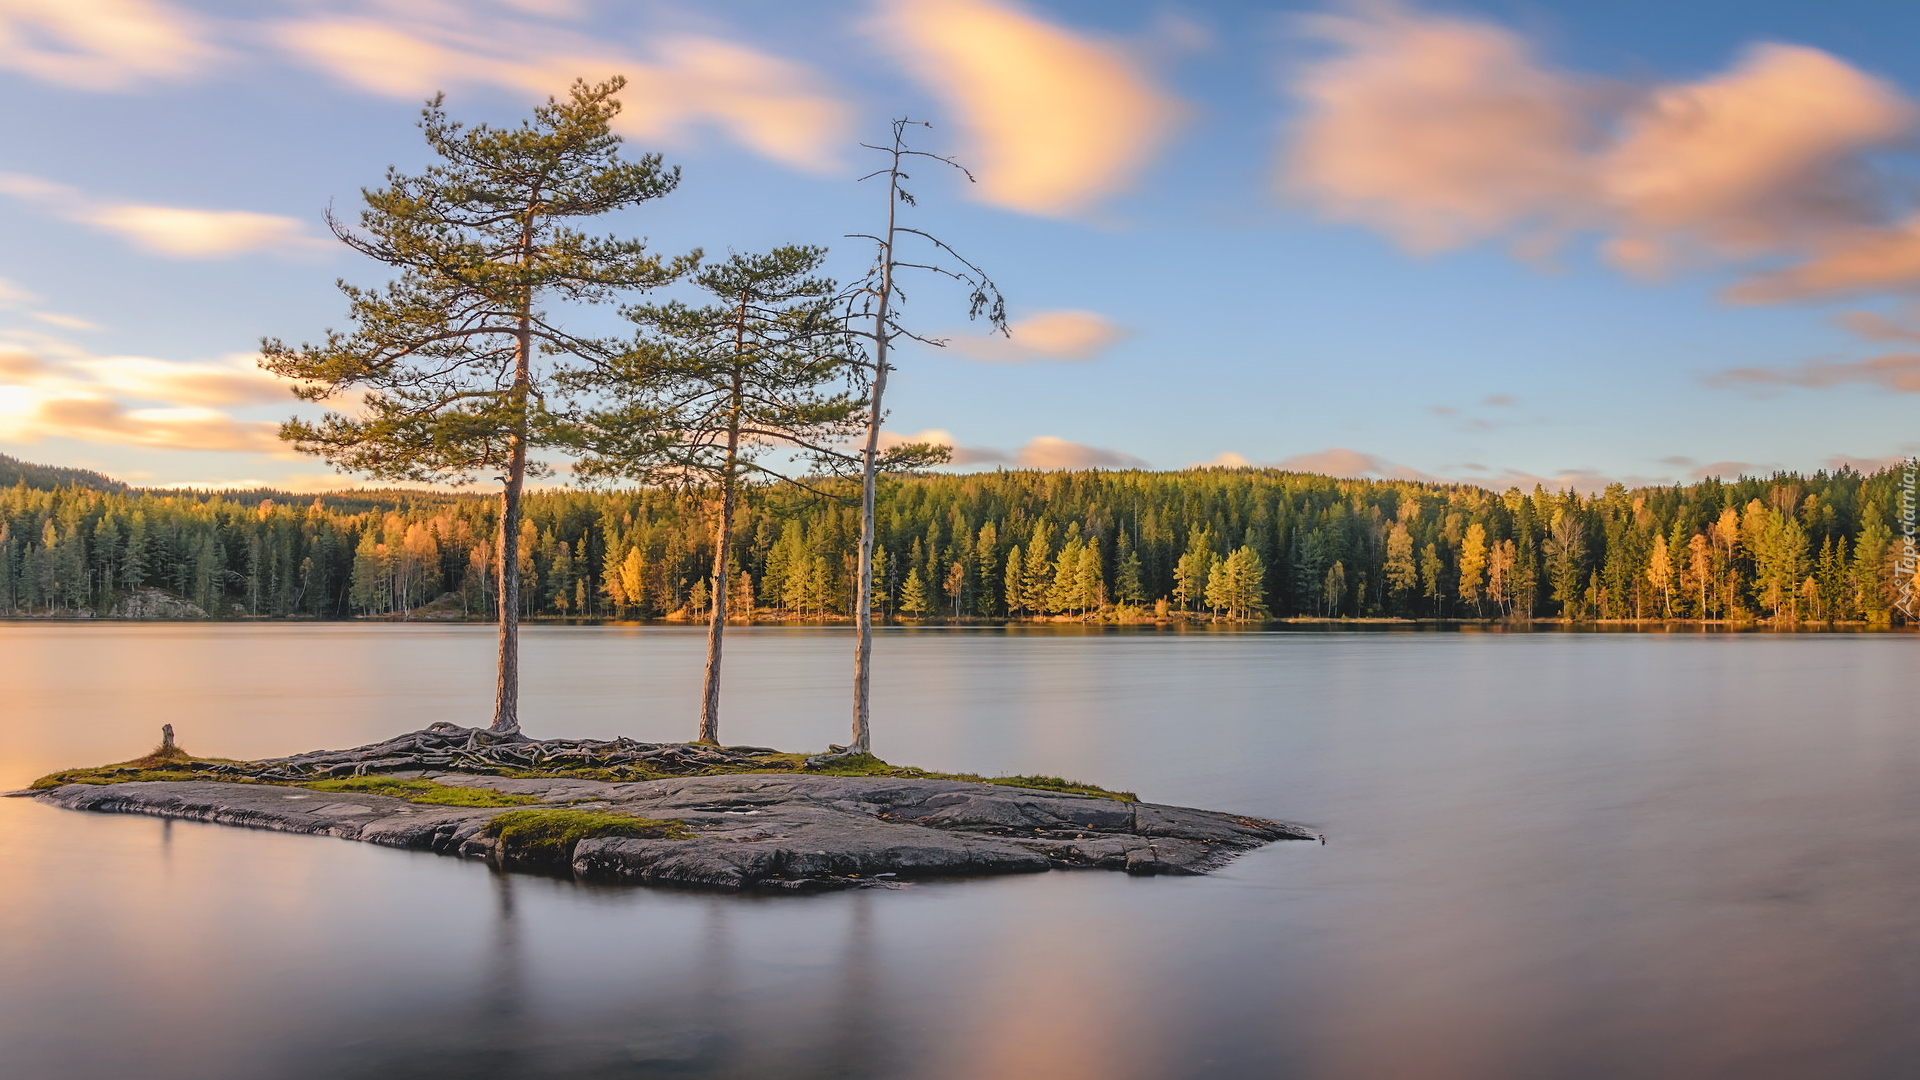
[[1116, 547, 1145, 607], [899, 567, 929, 616], [261, 79, 685, 734], [1003, 545, 1025, 616], [562, 246, 863, 743]]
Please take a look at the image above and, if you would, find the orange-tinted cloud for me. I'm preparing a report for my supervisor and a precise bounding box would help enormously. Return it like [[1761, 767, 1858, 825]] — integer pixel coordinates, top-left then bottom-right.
[[948, 310, 1127, 362], [872, 0, 1182, 216], [274, 12, 850, 172], [1197, 451, 1252, 468], [1726, 216, 1920, 303], [1834, 309, 1920, 344], [0, 173, 324, 258], [0, 345, 304, 453], [1601, 44, 1915, 274], [78, 355, 294, 407], [1272, 446, 1429, 480], [878, 428, 1145, 469], [0, 350, 49, 378], [1281, 4, 1920, 301], [0, 0, 214, 89], [1014, 435, 1144, 469], [1283, 3, 1592, 252], [27, 398, 283, 453], [1705, 353, 1920, 393]]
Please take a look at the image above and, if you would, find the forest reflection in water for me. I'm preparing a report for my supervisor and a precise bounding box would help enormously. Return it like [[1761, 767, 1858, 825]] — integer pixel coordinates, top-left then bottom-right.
[[3, 624, 1919, 1079]]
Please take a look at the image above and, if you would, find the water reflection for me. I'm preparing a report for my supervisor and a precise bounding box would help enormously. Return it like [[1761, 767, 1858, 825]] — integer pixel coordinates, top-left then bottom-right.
[[5, 628, 1920, 1078]]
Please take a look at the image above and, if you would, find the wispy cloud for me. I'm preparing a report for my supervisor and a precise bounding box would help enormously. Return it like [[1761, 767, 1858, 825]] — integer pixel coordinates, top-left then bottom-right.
[[947, 310, 1127, 363], [1825, 451, 1919, 474], [1834, 310, 1920, 344], [881, 428, 1146, 469], [1281, 2, 1920, 301], [1425, 393, 1526, 431], [1270, 446, 1437, 481], [1207, 445, 1656, 492], [1283, 2, 1592, 253], [0, 173, 326, 258], [0, 2, 852, 173], [0, 342, 300, 453], [273, 7, 852, 171], [871, 0, 1182, 216], [1705, 354, 1920, 393], [0, 275, 100, 331], [0, 0, 215, 89]]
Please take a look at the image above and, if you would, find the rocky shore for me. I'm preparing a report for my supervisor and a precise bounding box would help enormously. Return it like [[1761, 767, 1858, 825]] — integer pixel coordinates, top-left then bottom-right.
[[27, 767, 1318, 893]]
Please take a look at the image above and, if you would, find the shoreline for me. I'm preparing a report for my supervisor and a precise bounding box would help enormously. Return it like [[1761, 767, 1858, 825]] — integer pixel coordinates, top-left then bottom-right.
[[3, 613, 1912, 632]]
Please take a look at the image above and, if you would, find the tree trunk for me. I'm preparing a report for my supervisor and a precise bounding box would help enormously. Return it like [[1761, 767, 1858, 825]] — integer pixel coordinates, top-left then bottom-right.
[[492, 296, 533, 736], [699, 303, 752, 745], [493, 449, 524, 735], [699, 475, 734, 744]]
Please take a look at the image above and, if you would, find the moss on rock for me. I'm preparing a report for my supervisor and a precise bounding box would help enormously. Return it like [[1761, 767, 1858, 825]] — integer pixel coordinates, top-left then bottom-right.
[[485, 808, 691, 863]]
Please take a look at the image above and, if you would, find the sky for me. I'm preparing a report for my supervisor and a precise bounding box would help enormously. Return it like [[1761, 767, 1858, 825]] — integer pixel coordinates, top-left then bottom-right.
[[1, 0, 1918, 493]]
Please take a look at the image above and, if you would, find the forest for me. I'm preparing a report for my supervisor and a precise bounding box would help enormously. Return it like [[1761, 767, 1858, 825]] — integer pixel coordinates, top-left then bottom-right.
[[2, 461, 1913, 625]]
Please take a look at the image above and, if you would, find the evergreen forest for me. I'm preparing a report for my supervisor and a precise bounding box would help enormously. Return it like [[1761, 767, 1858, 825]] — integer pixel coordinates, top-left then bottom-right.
[[4, 461, 1914, 626]]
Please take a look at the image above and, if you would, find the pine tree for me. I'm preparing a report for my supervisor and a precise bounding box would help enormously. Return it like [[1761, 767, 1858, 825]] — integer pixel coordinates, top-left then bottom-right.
[[1021, 523, 1055, 614], [1116, 548, 1145, 607], [564, 246, 863, 743], [1855, 504, 1892, 621], [899, 567, 929, 616], [1003, 545, 1025, 616], [1047, 536, 1085, 614], [261, 79, 685, 734], [1077, 539, 1105, 613]]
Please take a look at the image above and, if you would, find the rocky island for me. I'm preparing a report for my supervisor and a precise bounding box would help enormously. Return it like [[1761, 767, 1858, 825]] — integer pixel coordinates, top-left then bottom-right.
[[17, 725, 1319, 892]]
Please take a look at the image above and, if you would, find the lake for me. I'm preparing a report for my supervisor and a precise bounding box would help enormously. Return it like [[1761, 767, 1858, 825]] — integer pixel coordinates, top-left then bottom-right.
[[3, 624, 1918, 1079]]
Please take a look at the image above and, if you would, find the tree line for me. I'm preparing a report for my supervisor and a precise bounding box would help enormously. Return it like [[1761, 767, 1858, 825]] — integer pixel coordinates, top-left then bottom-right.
[[5, 461, 1913, 626]]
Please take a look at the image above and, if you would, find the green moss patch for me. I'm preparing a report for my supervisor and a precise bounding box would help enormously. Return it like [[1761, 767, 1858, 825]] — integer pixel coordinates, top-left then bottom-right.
[[485, 808, 691, 862], [301, 776, 537, 807], [794, 753, 1137, 802]]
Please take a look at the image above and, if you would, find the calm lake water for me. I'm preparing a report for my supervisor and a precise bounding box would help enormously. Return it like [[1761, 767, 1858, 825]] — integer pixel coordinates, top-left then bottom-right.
[[3, 624, 1918, 1079]]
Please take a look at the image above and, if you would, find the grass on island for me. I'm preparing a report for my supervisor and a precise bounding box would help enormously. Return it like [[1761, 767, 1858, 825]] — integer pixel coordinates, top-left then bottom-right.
[[301, 776, 537, 807], [29, 741, 252, 790], [485, 808, 691, 861], [785, 753, 1138, 802], [33, 742, 1136, 804], [489, 751, 1136, 801]]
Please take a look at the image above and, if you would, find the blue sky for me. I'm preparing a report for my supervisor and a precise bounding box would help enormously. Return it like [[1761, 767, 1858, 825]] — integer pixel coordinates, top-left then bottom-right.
[[1, 0, 1916, 491]]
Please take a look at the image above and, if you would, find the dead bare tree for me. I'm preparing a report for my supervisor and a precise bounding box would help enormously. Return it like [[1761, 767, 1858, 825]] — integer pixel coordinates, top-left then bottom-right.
[[844, 119, 1006, 755]]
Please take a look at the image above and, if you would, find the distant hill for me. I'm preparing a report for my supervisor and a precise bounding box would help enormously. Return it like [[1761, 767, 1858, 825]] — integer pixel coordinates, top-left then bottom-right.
[[0, 451, 127, 492]]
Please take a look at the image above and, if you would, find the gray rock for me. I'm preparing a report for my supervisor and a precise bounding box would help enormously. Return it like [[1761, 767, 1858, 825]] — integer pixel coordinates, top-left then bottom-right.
[[35, 773, 1319, 892], [108, 587, 209, 620]]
